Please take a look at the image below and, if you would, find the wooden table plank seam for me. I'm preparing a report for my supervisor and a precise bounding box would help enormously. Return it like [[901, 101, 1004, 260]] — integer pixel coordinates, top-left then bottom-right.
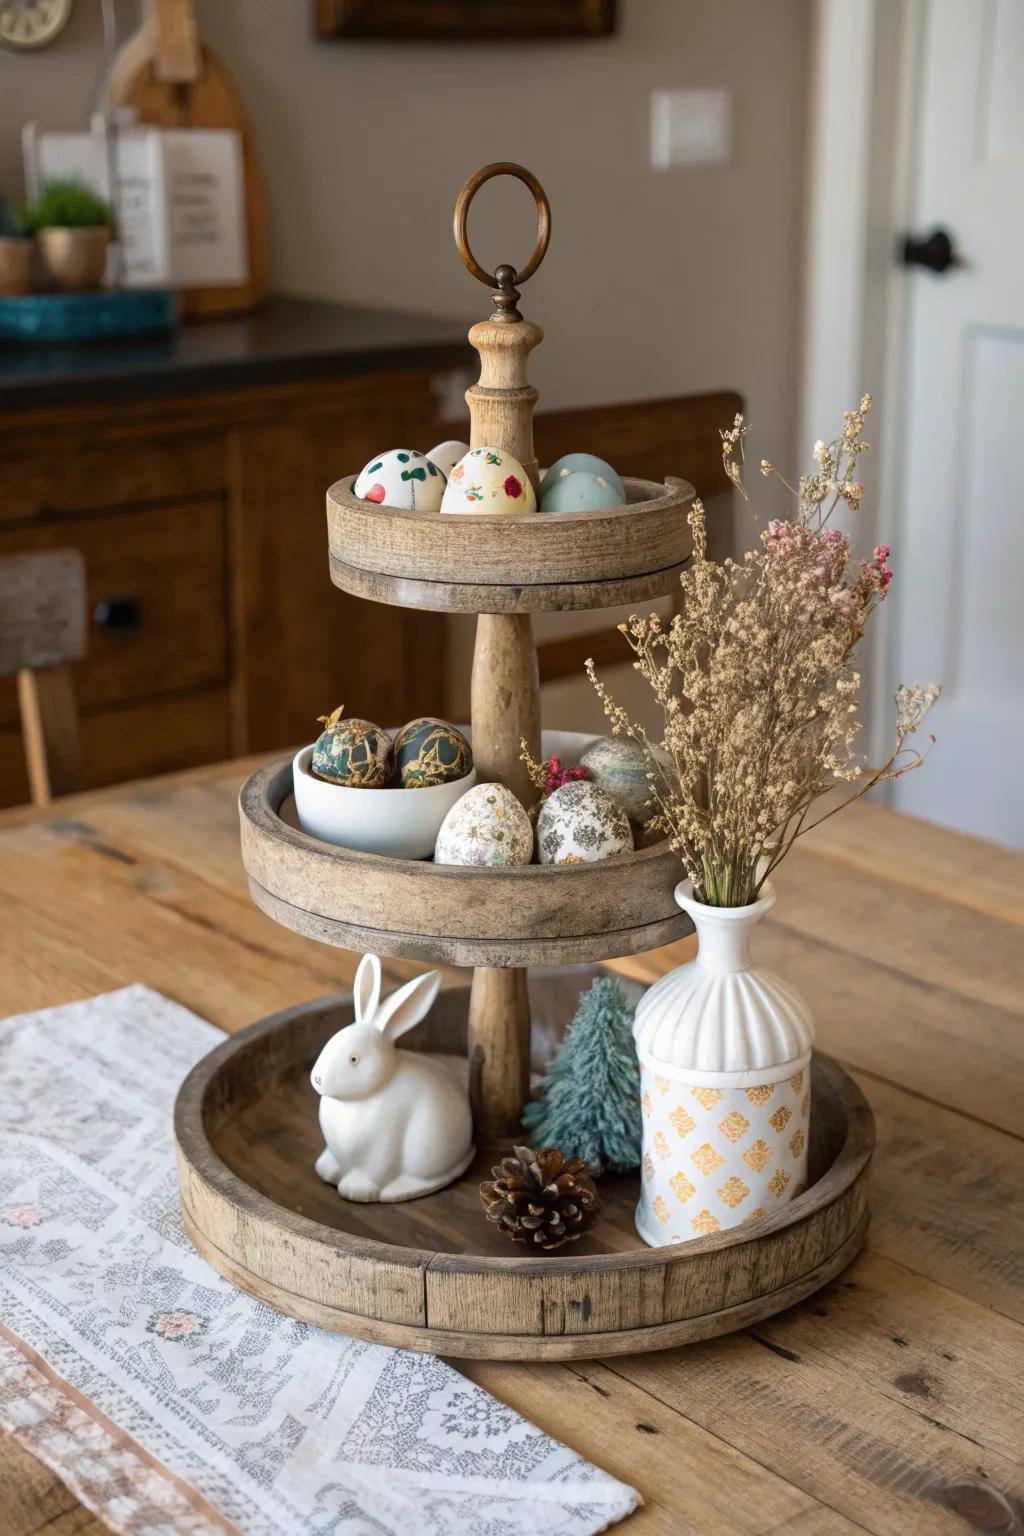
[[600, 1330, 1024, 1536], [843, 1062, 1024, 1146]]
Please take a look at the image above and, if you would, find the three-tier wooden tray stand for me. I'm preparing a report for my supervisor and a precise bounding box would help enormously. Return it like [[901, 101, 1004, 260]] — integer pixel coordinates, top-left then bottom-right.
[[176, 165, 873, 1360]]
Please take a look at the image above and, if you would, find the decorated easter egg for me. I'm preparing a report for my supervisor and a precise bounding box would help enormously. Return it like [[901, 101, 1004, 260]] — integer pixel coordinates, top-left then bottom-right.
[[311, 707, 393, 787], [540, 470, 622, 514], [354, 449, 445, 511], [434, 783, 533, 867], [394, 717, 472, 788], [440, 447, 537, 516], [536, 781, 633, 866], [540, 453, 625, 502], [426, 439, 470, 478], [579, 736, 675, 822]]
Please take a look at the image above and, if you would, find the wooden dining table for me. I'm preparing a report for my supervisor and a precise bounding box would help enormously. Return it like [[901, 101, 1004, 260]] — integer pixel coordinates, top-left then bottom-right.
[[1, 756, 1022, 1536]]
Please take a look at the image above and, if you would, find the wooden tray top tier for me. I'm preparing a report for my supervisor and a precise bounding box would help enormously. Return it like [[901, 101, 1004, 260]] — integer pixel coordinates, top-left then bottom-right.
[[175, 988, 874, 1361], [239, 736, 692, 969], [326, 473, 695, 613]]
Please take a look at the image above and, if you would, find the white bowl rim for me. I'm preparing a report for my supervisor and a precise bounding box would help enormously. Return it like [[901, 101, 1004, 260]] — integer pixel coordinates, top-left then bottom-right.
[[292, 744, 476, 797]]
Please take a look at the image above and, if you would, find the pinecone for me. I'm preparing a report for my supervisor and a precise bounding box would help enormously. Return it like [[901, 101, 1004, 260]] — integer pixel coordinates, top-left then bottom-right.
[[479, 1145, 601, 1251]]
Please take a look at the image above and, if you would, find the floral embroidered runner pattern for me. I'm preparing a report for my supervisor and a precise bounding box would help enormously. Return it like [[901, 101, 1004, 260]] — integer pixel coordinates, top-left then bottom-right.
[[0, 986, 639, 1536]]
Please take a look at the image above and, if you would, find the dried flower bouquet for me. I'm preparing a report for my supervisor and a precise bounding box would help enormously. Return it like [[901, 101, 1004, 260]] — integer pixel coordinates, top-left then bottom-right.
[[587, 397, 940, 908]]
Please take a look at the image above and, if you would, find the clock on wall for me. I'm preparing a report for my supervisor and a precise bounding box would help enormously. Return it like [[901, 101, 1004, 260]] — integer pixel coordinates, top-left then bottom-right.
[[0, 0, 73, 50]]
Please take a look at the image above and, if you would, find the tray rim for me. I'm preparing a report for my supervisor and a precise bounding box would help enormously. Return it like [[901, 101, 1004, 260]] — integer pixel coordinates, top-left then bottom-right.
[[180, 1207, 870, 1360], [326, 551, 690, 614], [325, 472, 694, 614], [175, 990, 874, 1358], [239, 752, 694, 967]]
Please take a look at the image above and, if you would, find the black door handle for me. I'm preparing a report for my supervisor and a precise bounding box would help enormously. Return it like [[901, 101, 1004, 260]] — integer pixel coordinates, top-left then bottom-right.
[[900, 228, 960, 274], [93, 596, 141, 633]]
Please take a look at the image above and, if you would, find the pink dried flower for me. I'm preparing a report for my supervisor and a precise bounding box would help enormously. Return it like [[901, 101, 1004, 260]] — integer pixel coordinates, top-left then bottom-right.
[[586, 397, 939, 908], [544, 755, 589, 794], [858, 543, 893, 592]]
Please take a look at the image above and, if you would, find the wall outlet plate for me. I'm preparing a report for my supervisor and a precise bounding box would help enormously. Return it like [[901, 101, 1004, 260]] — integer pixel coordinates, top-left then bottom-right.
[[650, 88, 733, 169]]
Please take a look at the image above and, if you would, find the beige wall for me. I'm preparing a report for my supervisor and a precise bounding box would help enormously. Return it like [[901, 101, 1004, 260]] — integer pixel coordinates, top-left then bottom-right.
[[0, 0, 811, 731], [0, 0, 810, 434]]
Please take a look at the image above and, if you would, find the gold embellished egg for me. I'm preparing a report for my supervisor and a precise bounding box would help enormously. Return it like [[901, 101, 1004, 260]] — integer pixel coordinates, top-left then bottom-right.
[[393, 717, 472, 788], [311, 707, 393, 787]]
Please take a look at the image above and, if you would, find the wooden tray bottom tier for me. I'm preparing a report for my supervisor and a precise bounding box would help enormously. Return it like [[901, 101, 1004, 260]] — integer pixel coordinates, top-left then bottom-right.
[[176, 987, 875, 1361]]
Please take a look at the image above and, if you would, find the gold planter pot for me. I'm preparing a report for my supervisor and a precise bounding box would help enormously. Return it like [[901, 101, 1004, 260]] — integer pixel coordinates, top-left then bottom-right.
[[37, 226, 109, 292], [0, 237, 32, 296]]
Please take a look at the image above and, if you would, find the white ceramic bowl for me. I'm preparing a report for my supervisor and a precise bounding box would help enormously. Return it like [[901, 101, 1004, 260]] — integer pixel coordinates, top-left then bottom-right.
[[292, 746, 477, 859]]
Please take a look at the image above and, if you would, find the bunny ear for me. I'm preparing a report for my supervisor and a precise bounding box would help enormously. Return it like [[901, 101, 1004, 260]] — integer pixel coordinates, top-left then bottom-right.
[[373, 969, 442, 1043], [353, 953, 381, 1024]]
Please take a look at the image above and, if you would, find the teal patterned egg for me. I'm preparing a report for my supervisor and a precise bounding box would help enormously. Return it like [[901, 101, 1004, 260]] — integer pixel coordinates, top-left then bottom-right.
[[311, 708, 393, 787], [394, 717, 472, 788], [579, 736, 675, 821]]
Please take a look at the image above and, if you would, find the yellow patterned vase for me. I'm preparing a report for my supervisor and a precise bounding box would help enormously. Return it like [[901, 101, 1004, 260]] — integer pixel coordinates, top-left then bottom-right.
[[633, 880, 814, 1247]]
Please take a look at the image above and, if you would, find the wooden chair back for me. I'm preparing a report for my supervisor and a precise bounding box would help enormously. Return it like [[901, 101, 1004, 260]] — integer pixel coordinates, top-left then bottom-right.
[[531, 389, 742, 684], [0, 549, 87, 805]]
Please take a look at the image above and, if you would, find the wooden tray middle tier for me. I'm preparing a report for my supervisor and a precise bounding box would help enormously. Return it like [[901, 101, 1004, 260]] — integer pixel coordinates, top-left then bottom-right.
[[326, 474, 694, 613], [239, 755, 693, 968]]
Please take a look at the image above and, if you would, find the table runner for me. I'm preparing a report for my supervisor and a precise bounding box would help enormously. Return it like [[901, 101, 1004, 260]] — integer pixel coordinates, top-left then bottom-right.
[[0, 985, 639, 1536]]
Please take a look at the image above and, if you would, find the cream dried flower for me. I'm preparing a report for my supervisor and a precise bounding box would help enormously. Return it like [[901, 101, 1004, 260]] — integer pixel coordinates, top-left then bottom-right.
[[586, 398, 939, 907]]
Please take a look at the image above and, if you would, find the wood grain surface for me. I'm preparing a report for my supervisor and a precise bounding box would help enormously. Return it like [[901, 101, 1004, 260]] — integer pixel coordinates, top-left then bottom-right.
[[175, 992, 871, 1357], [1, 759, 1022, 1532], [326, 474, 694, 613], [238, 754, 693, 967]]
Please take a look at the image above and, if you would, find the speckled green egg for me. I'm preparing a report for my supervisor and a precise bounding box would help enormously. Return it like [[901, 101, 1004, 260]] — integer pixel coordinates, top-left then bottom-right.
[[311, 708, 393, 787], [393, 717, 472, 788]]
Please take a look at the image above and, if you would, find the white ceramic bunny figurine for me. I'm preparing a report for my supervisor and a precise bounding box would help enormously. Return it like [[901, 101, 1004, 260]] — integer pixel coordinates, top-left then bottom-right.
[[310, 953, 474, 1203]]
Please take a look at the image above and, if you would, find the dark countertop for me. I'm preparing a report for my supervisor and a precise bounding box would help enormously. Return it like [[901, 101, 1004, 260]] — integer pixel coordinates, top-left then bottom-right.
[[0, 294, 472, 411]]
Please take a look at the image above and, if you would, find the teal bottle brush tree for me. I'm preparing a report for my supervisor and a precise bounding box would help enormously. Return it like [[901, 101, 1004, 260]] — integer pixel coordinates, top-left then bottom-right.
[[523, 976, 641, 1174]]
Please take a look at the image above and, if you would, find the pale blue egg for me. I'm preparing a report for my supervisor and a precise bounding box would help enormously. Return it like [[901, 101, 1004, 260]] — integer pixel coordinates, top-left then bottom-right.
[[540, 453, 625, 502], [540, 470, 623, 514]]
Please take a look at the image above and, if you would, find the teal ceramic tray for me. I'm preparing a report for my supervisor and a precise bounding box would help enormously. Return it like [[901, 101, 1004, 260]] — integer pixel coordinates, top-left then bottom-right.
[[0, 289, 177, 343]]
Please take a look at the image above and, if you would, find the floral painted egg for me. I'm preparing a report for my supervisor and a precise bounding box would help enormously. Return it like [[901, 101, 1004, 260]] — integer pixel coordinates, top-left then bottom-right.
[[536, 781, 633, 866], [540, 453, 625, 502], [440, 447, 537, 516], [354, 449, 445, 511], [394, 717, 472, 788], [540, 470, 622, 514], [426, 439, 470, 478], [579, 737, 675, 822], [434, 783, 533, 867], [311, 707, 393, 787]]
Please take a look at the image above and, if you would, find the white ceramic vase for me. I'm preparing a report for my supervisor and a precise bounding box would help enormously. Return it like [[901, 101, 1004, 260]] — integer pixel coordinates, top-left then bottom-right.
[[633, 880, 814, 1247]]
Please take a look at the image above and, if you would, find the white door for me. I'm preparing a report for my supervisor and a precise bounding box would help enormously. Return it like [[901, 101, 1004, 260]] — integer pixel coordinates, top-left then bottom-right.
[[891, 0, 1024, 847]]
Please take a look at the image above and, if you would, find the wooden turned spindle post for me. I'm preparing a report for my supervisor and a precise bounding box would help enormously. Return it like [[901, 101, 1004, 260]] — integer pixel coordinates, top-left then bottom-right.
[[455, 163, 551, 1141], [467, 967, 531, 1142]]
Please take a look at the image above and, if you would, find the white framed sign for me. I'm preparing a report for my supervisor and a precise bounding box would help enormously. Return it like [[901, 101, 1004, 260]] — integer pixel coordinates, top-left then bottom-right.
[[23, 116, 249, 289]]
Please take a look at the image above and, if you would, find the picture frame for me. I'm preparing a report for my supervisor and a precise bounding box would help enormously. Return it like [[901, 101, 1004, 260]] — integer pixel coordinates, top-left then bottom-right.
[[315, 0, 616, 41]]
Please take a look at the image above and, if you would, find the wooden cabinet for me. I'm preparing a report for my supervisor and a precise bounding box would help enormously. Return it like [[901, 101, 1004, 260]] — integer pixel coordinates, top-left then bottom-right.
[[0, 303, 466, 806]]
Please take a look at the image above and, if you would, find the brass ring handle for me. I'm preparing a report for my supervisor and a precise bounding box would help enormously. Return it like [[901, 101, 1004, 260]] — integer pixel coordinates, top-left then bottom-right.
[[453, 162, 551, 289]]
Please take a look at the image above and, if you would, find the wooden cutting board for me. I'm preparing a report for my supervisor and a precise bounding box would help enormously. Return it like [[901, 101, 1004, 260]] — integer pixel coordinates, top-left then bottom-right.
[[104, 0, 267, 317]]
